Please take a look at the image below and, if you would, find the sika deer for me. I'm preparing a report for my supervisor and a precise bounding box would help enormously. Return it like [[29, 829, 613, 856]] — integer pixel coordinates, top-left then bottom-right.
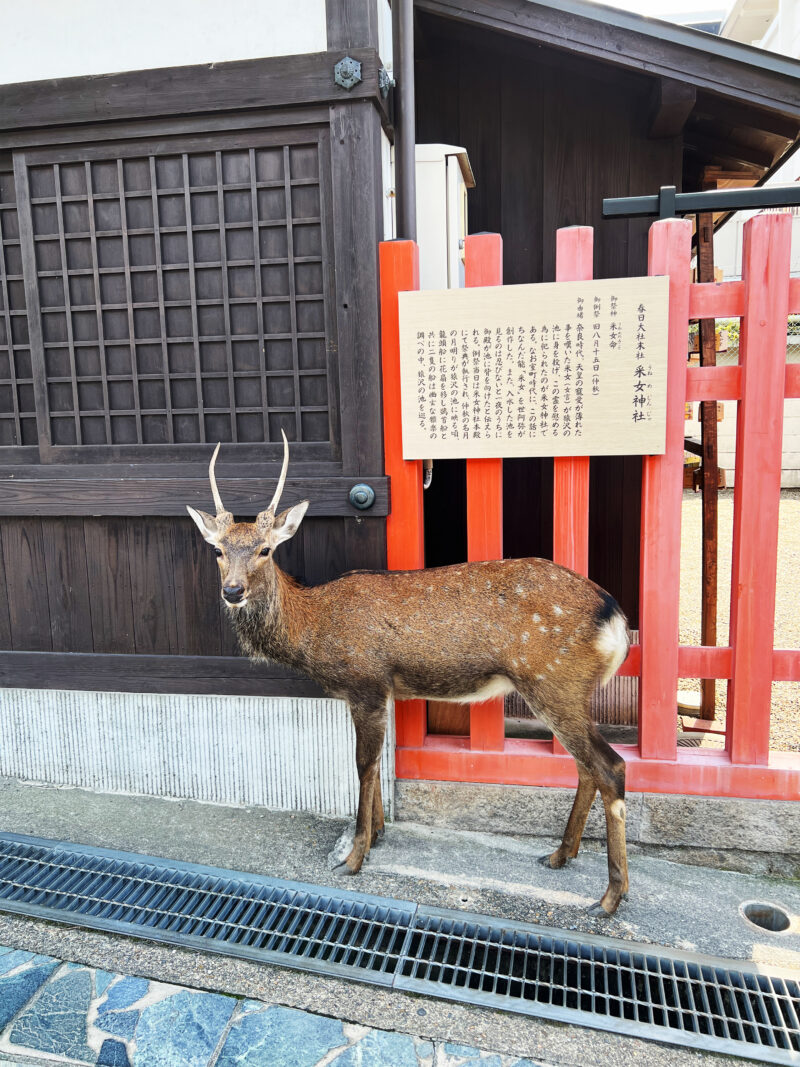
[[187, 435, 631, 915]]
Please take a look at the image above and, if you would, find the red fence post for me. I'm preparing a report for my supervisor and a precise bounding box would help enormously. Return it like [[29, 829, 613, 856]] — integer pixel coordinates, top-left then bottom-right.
[[639, 218, 692, 761], [464, 233, 505, 751], [379, 240, 426, 748], [727, 212, 792, 766], [553, 226, 593, 576], [552, 227, 593, 756]]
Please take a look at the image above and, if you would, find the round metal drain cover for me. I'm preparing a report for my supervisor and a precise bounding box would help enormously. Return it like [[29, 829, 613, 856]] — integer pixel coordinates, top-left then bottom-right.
[[740, 900, 791, 933]]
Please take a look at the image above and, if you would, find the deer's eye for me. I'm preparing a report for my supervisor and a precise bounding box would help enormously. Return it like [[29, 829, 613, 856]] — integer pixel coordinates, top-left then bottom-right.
[[214, 547, 223, 558], [260, 546, 270, 557]]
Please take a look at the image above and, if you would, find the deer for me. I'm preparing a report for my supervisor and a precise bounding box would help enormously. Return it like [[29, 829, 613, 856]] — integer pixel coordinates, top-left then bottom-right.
[[186, 434, 632, 916]]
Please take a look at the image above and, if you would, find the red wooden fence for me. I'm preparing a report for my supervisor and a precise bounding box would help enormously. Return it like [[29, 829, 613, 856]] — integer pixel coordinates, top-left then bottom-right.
[[380, 214, 800, 801]]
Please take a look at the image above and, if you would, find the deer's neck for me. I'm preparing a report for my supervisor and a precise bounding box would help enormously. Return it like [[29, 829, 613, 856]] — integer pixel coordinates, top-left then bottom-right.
[[228, 563, 312, 671]]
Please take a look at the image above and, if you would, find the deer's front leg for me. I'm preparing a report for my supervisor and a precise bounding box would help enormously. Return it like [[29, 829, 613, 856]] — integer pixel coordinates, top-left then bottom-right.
[[333, 693, 388, 877]]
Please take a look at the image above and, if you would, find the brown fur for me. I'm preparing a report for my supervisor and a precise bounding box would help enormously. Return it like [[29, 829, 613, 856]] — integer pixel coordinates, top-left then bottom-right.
[[187, 487, 632, 915]]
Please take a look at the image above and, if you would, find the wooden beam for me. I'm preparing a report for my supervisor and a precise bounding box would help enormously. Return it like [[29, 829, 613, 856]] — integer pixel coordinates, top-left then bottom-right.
[[650, 78, 696, 139], [415, 0, 800, 118], [694, 91, 800, 142], [0, 476, 390, 517], [0, 49, 386, 133], [0, 651, 323, 697], [684, 133, 776, 171]]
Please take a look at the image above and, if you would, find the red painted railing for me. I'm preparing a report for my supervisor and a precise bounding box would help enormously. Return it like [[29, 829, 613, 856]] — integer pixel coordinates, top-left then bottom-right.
[[380, 214, 800, 801]]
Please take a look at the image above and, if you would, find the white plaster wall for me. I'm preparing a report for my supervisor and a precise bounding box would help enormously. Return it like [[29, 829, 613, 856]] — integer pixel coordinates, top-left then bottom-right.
[[0, 689, 394, 818], [685, 396, 800, 489], [0, 0, 328, 85]]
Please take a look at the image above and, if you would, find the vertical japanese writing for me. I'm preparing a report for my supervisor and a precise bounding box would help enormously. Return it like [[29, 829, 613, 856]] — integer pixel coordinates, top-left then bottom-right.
[[551, 323, 561, 438], [540, 325, 550, 437], [437, 329, 448, 440], [527, 325, 538, 438], [483, 327, 492, 440], [416, 330, 426, 431], [592, 294, 601, 396], [400, 276, 667, 457], [449, 328, 459, 439], [563, 322, 572, 439], [494, 326, 504, 437], [460, 328, 470, 440], [505, 327, 516, 439], [633, 301, 653, 423]]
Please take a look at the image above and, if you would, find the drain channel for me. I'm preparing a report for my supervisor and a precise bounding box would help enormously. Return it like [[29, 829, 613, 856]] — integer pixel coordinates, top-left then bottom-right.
[[0, 833, 797, 1065]]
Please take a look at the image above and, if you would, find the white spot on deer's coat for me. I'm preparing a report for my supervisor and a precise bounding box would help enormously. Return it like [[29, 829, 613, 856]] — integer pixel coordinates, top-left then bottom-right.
[[521, 632, 529, 643], [515, 585, 525, 596], [486, 580, 493, 589], [553, 626, 562, 633], [512, 659, 519, 668], [547, 663, 554, 671], [539, 626, 548, 633], [536, 674, 545, 681], [553, 605, 563, 615], [554, 658, 561, 665], [532, 613, 541, 623], [560, 648, 568, 655]]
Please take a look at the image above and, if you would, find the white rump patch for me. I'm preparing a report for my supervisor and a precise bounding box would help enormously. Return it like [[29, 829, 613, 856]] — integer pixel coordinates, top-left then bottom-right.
[[596, 611, 630, 686]]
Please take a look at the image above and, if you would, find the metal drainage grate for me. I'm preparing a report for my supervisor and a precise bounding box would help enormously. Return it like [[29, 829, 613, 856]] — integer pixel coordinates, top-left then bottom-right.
[[0, 834, 797, 1065], [397, 908, 800, 1064], [0, 834, 412, 986]]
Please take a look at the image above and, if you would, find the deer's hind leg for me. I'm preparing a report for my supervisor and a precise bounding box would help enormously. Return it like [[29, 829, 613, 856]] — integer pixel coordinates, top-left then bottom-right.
[[333, 692, 388, 877], [518, 686, 628, 916]]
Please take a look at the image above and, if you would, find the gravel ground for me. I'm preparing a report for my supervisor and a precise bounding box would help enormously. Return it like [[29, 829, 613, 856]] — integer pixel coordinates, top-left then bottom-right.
[[678, 487, 800, 751]]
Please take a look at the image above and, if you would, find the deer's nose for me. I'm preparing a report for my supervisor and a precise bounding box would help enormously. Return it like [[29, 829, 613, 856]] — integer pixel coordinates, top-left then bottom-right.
[[223, 583, 245, 603]]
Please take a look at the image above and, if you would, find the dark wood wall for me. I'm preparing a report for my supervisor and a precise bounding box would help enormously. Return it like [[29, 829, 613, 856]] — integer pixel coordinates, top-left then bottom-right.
[[0, 50, 390, 695], [416, 17, 682, 623]]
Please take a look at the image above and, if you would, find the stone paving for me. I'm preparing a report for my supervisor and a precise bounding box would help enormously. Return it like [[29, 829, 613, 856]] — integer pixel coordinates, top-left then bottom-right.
[[0, 944, 544, 1067]]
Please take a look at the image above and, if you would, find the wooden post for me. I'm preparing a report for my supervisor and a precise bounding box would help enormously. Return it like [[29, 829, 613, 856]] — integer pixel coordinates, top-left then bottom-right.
[[696, 210, 718, 720], [727, 213, 791, 766], [379, 240, 426, 748], [465, 233, 506, 752], [552, 226, 593, 755], [639, 218, 692, 761]]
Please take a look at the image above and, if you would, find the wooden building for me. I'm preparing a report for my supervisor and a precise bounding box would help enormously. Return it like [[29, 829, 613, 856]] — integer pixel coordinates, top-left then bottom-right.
[[415, 0, 800, 621], [0, 0, 798, 807]]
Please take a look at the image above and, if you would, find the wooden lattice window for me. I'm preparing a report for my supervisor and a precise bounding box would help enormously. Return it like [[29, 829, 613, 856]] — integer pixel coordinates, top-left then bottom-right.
[[11, 128, 335, 464], [0, 168, 38, 458]]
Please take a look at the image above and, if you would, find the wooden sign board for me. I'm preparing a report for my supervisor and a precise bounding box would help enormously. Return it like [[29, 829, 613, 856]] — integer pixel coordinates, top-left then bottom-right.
[[398, 276, 669, 458]]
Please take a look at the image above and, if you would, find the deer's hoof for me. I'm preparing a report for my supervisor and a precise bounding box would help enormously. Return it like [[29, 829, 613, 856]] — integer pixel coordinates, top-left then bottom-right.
[[587, 898, 622, 918], [538, 853, 569, 869], [332, 860, 359, 877]]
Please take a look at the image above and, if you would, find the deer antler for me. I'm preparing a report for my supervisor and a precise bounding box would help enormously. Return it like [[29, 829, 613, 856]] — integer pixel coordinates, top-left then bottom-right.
[[267, 430, 290, 514], [208, 442, 226, 516]]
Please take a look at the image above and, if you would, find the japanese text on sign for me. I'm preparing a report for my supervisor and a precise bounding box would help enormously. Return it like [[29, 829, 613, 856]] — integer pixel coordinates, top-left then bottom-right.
[[398, 276, 668, 458]]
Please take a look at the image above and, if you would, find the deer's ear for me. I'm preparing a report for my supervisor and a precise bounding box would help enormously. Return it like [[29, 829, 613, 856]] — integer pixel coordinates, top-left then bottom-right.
[[186, 506, 222, 544], [269, 500, 309, 549]]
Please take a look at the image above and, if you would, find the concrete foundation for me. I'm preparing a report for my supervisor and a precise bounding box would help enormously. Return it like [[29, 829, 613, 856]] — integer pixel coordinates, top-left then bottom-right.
[[395, 779, 800, 875]]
